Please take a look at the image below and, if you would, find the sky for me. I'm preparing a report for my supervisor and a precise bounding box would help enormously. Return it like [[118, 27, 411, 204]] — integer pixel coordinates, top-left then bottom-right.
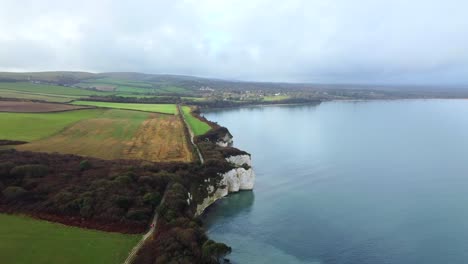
[[0, 0, 467, 84]]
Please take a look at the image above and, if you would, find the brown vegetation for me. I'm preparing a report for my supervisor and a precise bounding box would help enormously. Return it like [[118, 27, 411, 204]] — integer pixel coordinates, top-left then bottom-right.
[[125, 114, 193, 162], [18, 111, 193, 163], [0, 100, 89, 113]]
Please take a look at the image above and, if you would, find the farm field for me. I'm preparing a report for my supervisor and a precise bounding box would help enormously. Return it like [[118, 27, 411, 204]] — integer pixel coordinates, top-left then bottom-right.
[[181, 106, 211, 136], [0, 213, 139, 264], [18, 109, 193, 162], [263, 95, 290, 101], [0, 82, 108, 96], [0, 101, 88, 112], [72, 101, 177, 114], [0, 109, 105, 141], [0, 89, 77, 102]]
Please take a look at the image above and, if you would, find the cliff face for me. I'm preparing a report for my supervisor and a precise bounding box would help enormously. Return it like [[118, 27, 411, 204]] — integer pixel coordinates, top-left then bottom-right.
[[195, 134, 255, 216]]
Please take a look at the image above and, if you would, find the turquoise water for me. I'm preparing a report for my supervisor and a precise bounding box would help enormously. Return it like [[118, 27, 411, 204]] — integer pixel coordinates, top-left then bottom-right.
[[203, 100, 468, 264]]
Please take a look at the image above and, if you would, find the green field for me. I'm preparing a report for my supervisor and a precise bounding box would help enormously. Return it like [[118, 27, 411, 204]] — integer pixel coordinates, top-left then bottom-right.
[[72, 101, 177, 114], [159, 86, 189, 93], [0, 109, 104, 141], [181, 106, 211, 136], [83, 78, 153, 88], [263, 95, 290, 101], [0, 214, 139, 264]]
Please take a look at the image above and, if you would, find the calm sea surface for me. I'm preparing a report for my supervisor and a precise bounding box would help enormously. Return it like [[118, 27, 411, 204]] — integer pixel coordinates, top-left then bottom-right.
[[202, 100, 468, 264]]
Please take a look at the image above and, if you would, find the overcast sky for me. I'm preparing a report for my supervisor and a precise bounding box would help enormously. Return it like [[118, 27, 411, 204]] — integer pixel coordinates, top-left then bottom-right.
[[1, 0, 467, 84]]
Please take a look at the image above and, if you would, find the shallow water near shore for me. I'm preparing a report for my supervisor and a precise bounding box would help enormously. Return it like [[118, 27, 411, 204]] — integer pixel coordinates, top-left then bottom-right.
[[203, 100, 468, 264]]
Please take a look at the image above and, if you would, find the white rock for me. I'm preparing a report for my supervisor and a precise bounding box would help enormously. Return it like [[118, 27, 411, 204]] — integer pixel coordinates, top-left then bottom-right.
[[226, 154, 252, 167]]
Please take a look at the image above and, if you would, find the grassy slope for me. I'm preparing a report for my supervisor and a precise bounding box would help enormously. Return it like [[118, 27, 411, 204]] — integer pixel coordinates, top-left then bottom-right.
[[0, 214, 139, 264], [181, 106, 211, 136], [72, 101, 177, 114], [0, 109, 105, 141]]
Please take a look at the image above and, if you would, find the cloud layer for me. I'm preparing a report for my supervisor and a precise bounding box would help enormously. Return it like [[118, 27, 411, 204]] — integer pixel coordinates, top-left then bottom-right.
[[1, 0, 467, 84]]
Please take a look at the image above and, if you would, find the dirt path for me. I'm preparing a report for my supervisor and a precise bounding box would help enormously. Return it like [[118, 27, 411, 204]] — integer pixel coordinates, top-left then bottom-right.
[[123, 191, 167, 264], [178, 104, 204, 164]]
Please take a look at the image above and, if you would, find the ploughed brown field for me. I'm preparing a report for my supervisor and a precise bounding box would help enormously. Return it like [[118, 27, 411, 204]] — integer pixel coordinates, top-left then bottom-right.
[[0, 100, 89, 112], [17, 109, 193, 162]]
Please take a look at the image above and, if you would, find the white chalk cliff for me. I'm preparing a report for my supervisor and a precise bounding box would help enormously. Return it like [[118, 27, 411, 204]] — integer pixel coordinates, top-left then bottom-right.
[[195, 137, 255, 216]]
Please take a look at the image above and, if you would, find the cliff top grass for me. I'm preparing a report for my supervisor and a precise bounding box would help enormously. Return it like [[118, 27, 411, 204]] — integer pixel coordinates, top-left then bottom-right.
[[72, 101, 177, 114], [0, 213, 139, 264], [181, 106, 211, 136]]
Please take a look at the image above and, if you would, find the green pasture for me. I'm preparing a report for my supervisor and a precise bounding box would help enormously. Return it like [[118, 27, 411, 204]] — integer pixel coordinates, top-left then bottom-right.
[[0, 213, 139, 264], [181, 106, 211, 136], [0, 109, 105, 141], [72, 101, 177, 114]]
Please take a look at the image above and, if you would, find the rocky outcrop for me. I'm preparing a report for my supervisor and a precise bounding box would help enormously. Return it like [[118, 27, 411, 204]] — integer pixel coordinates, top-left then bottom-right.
[[195, 153, 255, 216], [216, 133, 233, 147]]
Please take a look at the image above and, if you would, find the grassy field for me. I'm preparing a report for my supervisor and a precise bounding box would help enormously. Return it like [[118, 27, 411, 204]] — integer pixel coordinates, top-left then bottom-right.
[[0, 82, 113, 102], [18, 109, 193, 162], [263, 95, 290, 101], [0, 82, 108, 96], [0, 213, 139, 264], [72, 101, 177, 114], [83, 78, 153, 88], [181, 106, 211, 136], [0, 109, 105, 141]]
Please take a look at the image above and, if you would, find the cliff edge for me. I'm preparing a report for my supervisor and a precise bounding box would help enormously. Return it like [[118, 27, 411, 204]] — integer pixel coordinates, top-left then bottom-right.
[[194, 132, 255, 216]]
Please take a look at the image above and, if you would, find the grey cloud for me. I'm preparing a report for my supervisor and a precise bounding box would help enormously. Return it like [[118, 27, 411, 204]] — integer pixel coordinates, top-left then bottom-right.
[[0, 0, 467, 84]]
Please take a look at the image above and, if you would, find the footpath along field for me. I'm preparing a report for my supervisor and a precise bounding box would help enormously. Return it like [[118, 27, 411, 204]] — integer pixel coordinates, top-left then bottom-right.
[[0, 214, 139, 264]]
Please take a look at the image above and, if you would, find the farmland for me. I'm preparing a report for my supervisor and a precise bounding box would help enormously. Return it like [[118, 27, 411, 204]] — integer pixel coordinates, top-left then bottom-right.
[[0, 101, 88, 113], [0, 89, 77, 102], [182, 106, 211, 136], [0, 213, 139, 264], [17, 109, 193, 162], [0, 109, 105, 141], [0, 82, 108, 96], [72, 101, 177, 114], [263, 95, 290, 101], [0, 82, 113, 102]]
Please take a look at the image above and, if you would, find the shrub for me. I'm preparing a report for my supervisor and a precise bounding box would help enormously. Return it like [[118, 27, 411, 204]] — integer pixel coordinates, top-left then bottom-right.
[[202, 240, 232, 263], [143, 192, 162, 207], [10, 164, 48, 178], [79, 160, 91, 171], [0, 162, 14, 178], [114, 195, 133, 210], [126, 208, 151, 221], [115, 175, 132, 185], [2, 186, 27, 200]]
